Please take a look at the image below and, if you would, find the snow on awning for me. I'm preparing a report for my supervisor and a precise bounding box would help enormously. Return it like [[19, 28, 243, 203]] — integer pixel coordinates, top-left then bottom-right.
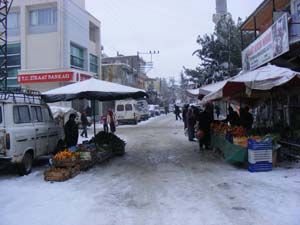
[[203, 65, 300, 103], [42, 78, 148, 103]]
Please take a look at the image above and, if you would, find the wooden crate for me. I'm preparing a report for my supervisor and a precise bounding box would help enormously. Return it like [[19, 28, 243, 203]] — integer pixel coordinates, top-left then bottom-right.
[[96, 151, 113, 163], [53, 158, 78, 168], [44, 167, 80, 182]]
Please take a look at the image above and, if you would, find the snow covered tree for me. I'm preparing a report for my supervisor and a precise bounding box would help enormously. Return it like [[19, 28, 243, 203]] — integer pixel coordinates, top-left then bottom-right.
[[184, 15, 254, 86]]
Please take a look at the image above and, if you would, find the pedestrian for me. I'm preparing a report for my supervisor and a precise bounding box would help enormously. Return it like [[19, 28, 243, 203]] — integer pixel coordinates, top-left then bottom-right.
[[80, 111, 88, 138], [101, 113, 108, 133], [164, 105, 169, 115], [174, 105, 182, 121], [186, 107, 196, 141], [182, 104, 189, 129], [196, 107, 213, 150], [64, 113, 78, 147], [215, 105, 220, 120], [107, 109, 116, 133], [223, 106, 240, 126]]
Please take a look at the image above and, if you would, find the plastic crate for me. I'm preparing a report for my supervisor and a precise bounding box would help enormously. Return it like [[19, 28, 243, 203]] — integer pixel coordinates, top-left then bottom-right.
[[248, 139, 273, 172]]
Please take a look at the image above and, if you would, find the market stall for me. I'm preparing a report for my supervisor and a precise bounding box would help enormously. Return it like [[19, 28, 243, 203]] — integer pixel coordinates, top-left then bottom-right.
[[41, 78, 147, 182]]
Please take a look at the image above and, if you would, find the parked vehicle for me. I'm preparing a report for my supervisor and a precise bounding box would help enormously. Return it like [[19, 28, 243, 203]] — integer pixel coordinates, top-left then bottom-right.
[[0, 90, 64, 175], [160, 107, 165, 114], [154, 105, 160, 116], [137, 100, 149, 121], [148, 104, 156, 117], [115, 100, 141, 125]]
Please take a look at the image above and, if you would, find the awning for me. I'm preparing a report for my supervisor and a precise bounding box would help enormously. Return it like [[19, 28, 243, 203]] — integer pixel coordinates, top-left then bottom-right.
[[202, 65, 300, 103], [41, 77, 148, 103]]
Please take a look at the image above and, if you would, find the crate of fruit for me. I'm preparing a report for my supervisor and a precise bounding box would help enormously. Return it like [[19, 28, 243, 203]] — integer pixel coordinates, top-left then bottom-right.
[[53, 150, 78, 168]]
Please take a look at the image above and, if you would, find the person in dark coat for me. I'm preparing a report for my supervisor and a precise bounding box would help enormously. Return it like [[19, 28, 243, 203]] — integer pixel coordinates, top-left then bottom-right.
[[80, 111, 88, 138], [241, 106, 253, 130], [174, 105, 182, 121], [223, 106, 240, 126], [186, 107, 196, 141], [64, 113, 78, 147], [196, 108, 213, 150], [182, 104, 189, 129]]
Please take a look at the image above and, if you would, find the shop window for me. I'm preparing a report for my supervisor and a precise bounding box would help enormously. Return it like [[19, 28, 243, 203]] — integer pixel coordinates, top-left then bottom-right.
[[29, 7, 57, 33], [13, 106, 31, 124], [90, 54, 98, 73], [70, 44, 85, 70]]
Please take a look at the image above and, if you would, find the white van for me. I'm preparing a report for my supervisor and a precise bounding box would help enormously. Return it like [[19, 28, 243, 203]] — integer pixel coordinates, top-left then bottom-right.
[[115, 100, 141, 125], [137, 100, 149, 120], [0, 90, 64, 175]]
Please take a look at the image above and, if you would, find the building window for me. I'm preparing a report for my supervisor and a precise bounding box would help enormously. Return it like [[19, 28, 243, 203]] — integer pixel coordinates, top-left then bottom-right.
[[0, 43, 21, 87], [29, 7, 57, 33], [70, 44, 84, 70], [90, 54, 98, 73]]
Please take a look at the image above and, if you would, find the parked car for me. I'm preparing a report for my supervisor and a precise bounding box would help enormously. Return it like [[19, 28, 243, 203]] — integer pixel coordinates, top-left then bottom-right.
[[0, 90, 64, 175], [148, 104, 156, 117], [160, 107, 165, 114], [154, 105, 160, 116], [137, 100, 149, 121], [115, 100, 141, 125]]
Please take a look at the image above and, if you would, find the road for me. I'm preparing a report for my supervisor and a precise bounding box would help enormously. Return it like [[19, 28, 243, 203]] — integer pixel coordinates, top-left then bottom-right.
[[0, 115, 300, 225]]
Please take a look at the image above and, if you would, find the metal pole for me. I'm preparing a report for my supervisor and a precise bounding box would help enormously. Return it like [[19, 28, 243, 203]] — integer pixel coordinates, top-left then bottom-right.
[[93, 99, 96, 136]]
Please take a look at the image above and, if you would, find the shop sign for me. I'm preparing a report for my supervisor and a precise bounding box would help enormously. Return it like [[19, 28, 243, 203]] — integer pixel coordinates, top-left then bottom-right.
[[242, 13, 289, 71], [76, 73, 92, 81], [18, 71, 74, 84]]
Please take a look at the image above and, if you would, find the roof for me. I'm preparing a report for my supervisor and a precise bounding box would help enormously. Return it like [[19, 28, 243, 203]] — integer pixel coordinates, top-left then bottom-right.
[[240, 0, 289, 32]]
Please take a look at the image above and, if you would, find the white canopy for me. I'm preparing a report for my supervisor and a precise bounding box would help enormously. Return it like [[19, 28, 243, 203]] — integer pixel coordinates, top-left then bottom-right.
[[42, 78, 147, 103], [202, 65, 300, 103]]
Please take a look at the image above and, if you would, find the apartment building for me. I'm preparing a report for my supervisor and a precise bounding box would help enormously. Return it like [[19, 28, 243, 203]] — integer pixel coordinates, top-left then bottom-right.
[[4, 0, 101, 97]]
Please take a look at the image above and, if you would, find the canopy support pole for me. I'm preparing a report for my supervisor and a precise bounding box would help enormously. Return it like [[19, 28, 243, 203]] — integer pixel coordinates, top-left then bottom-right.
[[93, 99, 96, 137]]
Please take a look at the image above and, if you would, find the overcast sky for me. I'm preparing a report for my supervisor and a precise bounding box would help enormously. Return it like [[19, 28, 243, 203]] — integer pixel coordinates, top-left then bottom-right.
[[86, 0, 264, 80]]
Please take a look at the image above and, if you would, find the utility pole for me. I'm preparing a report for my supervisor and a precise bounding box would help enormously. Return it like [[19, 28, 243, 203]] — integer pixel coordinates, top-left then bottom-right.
[[0, 0, 13, 90]]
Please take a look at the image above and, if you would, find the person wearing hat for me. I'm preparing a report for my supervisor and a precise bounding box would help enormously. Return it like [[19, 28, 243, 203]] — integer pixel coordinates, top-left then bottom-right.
[[64, 113, 79, 147]]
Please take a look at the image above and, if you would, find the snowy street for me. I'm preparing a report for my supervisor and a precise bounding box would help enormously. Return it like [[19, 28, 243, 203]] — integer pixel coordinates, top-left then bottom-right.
[[0, 115, 300, 225]]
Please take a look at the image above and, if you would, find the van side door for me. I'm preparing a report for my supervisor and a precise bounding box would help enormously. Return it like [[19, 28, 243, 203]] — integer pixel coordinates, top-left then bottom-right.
[[31, 106, 48, 156]]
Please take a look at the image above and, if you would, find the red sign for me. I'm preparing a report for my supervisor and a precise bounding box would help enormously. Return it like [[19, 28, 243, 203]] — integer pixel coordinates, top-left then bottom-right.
[[18, 71, 74, 84], [76, 73, 92, 81]]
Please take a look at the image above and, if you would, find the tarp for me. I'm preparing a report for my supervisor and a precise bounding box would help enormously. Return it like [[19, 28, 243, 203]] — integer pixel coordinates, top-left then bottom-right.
[[198, 81, 227, 99], [203, 65, 300, 103], [41, 78, 148, 103]]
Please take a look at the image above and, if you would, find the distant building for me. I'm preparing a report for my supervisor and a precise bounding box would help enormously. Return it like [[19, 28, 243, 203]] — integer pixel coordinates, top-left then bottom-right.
[[4, 0, 102, 112], [102, 55, 147, 89]]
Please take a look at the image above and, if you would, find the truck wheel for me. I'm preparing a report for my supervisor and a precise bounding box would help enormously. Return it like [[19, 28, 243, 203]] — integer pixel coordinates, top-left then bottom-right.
[[17, 152, 33, 176]]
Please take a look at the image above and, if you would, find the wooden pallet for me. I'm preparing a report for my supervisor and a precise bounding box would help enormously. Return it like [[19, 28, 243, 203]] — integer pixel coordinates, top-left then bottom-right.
[[53, 158, 78, 168]]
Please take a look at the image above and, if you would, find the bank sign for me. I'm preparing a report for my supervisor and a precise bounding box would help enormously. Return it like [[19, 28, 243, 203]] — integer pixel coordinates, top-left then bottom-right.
[[242, 13, 289, 71], [18, 71, 74, 84]]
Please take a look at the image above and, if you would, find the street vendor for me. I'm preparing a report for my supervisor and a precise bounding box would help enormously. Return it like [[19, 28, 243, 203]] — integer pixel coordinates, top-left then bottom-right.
[[64, 113, 79, 147], [240, 106, 253, 130], [223, 106, 240, 126]]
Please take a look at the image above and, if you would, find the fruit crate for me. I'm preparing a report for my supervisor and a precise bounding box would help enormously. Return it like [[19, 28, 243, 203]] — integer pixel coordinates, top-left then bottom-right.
[[44, 166, 80, 182], [96, 151, 113, 163], [248, 139, 273, 172], [53, 158, 78, 168]]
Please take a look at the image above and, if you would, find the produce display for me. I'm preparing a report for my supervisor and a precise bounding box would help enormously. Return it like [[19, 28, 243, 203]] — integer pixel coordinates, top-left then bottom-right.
[[211, 122, 262, 148], [90, 131, 126, 156], [54, 150, 77, 160]]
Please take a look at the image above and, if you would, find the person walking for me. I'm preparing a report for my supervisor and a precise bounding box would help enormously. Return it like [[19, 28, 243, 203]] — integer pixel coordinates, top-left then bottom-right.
[[196, 107, 213, 150], [182, 104, 189, 130], [64, 113, 78, 147], [107, 109, 116, 133], [80, 111, 88, 138], [174, 105, 182, 121], [101, 113, 108, 133]]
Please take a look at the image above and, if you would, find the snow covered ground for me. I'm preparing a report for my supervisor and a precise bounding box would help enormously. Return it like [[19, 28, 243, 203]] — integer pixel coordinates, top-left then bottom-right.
[[0, 115, 300, 225]]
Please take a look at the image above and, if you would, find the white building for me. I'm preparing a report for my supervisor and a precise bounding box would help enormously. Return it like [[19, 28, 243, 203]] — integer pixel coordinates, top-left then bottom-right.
[[5, 0, 101, 107]]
